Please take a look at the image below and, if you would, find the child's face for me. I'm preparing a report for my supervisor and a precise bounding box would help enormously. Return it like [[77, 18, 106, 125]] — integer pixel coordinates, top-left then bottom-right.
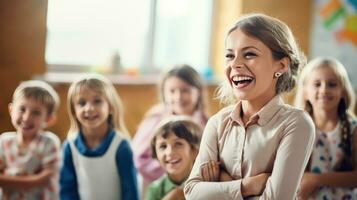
[[72, 86, 110, 134], [304, 66, 343, 113], [9, 97, 50, 139], [163, 76, 200, 116], [155, 132, 197, 183], [224, 29, 287, 103]]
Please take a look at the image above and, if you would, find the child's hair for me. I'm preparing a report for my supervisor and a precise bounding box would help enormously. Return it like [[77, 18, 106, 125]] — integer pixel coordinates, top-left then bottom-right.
[[12, 80, 60, 116], [67, 74, 129, 138], [151, 116, 202, 159], [159, 64, 206, 112], [217, 13, 306, 105], [295, 57, 356, 171]]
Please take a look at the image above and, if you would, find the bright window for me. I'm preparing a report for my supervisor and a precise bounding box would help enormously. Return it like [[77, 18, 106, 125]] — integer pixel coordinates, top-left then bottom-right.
[[45, 0, 213, 73]]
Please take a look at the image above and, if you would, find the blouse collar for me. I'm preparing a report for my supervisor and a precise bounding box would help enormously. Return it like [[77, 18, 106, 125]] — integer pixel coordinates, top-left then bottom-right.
[[230, 95, 284, 127]]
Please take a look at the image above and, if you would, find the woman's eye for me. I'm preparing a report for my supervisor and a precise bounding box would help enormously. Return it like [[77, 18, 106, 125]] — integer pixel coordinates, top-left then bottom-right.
[[225, 53, 234, 59], [244, 52, 257, 59]]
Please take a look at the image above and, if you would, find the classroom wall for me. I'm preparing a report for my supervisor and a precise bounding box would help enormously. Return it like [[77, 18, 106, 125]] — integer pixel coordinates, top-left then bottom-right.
[[48, 83, 220, 141], [210, 0, 312, 75], [0, 0, 314, 141], [0, 0, 48, 134]]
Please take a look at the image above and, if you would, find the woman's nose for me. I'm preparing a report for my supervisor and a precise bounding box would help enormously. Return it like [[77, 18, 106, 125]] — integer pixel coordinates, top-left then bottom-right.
[[231, 58, 244, 69]]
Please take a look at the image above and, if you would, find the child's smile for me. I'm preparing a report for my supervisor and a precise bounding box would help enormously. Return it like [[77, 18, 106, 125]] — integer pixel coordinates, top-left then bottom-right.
[[72, 86, 110, 135], [9, 97, 49, 140], [155, 132, 196, 183]]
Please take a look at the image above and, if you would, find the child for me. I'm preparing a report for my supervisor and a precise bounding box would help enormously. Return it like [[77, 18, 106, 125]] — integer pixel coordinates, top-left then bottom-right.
[[295, 57, 357, 200], [0, 80, 61, 199], [132, 64, 208, 197], [145, 116, 202, 200], [59, 74, 139, 200], [184, 13, 316, 199]]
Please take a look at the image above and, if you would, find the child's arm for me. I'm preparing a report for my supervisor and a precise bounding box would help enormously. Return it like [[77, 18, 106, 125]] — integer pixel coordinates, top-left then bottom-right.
[[299, 126, 357, 199], [116, 139, 139, 200], [59, 141, 80, 200], [0, 169, 53, 190]]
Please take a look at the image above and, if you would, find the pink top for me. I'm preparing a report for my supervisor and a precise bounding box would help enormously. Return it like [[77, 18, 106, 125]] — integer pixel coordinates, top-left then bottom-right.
[[132, 104, 207, 183], [0, 131, 61, 200], [184, 96, 315, 200]]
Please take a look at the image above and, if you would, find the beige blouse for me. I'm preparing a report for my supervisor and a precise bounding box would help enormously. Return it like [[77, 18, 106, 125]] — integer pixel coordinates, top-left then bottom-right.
[[184, 96, 315, 200]]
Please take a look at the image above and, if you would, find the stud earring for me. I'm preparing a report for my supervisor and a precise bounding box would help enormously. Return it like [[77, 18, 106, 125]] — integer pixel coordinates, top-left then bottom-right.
[[274, 72, 282, 78]]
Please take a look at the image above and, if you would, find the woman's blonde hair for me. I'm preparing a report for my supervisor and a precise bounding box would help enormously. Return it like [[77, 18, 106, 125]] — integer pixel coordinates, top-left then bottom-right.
[[294, 57, 356, 171], [217, 13, 305, 105], [67, 74, 129, 138]]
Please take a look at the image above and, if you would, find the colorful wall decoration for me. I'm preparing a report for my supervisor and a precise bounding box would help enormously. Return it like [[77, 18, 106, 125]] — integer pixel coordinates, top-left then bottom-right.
[[310, 0, 357, 90]]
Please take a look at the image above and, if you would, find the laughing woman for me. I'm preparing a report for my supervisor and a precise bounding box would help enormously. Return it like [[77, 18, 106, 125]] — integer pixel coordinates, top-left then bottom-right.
[[184, 13, 315, 200]]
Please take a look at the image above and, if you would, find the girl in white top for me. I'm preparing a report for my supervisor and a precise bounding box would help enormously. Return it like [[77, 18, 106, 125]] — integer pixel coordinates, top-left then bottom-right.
[[184, 13, 315, 200], [59, 74, 139, 200], [295, 57, 357, 200]]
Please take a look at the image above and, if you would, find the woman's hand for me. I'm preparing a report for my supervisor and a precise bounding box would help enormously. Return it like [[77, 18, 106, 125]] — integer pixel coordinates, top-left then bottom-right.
[[298, 172, 319, 200], [241, 173, 270, 197], [200, 160, 219, 182], [219, 167, 233, 182]]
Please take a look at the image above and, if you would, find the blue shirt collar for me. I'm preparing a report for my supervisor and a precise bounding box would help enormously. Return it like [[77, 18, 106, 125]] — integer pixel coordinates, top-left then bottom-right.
[[74, 128, 115, 157]]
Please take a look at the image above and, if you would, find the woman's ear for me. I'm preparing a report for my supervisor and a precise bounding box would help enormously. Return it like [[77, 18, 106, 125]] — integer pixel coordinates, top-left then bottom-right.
[[279, 57, 290, 73]]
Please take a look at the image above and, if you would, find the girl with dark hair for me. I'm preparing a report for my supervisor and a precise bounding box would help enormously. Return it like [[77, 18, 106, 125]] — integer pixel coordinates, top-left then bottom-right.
[[132, 64, 208, 198]]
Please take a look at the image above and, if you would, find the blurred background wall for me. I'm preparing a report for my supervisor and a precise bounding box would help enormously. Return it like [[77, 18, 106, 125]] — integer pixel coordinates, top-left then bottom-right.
[[1, 0, 354, 141]]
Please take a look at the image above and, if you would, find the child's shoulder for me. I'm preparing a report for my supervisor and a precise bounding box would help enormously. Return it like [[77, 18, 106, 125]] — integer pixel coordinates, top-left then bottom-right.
[[147, 175, 169, 193], [0, 131, 17, 141], [40, 131, 61, 147], [145, 104, 167, 118]]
